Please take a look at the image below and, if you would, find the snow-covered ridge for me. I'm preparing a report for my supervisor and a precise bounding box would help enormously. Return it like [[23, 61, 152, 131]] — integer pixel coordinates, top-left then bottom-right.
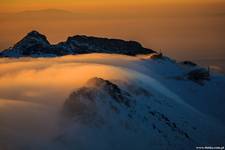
[[0, 31, 155, 57], [60, 77, 225, 150]]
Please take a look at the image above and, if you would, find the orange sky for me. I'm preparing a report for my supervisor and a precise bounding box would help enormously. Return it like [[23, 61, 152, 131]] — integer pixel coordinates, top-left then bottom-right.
[[0, 0, 225, 68], [1, 0, 225, 13]]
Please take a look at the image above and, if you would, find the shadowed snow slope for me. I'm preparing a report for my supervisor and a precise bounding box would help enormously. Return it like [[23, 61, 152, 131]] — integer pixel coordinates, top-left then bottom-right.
[[59, 77, 225, 150]]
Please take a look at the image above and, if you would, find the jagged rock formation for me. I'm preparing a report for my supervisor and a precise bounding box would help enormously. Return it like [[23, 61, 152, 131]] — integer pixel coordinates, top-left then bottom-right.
[[64, 77, 133, 119], [0, 31, 52, 57], [0, 31, 155, 57]]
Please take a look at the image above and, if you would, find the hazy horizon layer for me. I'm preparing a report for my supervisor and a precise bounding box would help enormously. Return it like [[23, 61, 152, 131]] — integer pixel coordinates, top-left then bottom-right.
[[0, 1, 225, 70]]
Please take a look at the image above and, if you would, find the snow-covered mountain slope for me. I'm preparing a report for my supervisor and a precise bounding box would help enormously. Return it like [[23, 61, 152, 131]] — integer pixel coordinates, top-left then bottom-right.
[[0, 31, 154, 57], [56, 76, 225, 150], [0, 54, 224, 150]]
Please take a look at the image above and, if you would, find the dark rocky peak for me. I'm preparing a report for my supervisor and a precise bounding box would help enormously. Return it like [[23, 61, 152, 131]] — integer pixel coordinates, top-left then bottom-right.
[[14, 31, 50, 47], [64, 35, 154, 55], [0, 31, 155, 57], [5, 31, 52, 56], [67, 35, 142, 48], [68, 77, 125, 99], [86, 77, 131, 106], [87, 77, 121, 90], [64, 77, 132, 117], [26, 31, 48, 40]]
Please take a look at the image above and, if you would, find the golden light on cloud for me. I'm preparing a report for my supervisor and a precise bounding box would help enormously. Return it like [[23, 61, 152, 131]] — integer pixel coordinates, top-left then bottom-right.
[[0, 54, 139, 104]]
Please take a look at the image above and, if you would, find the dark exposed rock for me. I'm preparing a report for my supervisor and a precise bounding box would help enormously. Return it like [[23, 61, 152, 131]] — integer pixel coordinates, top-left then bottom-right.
[[0, 31, 155, 57], [63, 77, 133, 119], [148, 111, 190, 139], [149, 52, 163, 59], [180, 61, 197, 67], [1, 31, 52, 57], [58, 35, 154, 55], [186, 68, 210, 84], [87, 77, 132, 107]]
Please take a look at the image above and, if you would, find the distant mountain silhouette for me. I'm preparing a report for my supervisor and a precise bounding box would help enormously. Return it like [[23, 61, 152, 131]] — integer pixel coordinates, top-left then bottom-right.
[[0, 9, 84, 21], [0, 31, 155, 57]]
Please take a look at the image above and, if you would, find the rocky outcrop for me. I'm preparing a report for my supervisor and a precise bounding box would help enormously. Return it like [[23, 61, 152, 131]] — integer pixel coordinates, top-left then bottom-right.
[[0, 31, 52, 57], [186, 68, 210, 84], [63, 77, 133, 119], [0, 31, 155, 57]]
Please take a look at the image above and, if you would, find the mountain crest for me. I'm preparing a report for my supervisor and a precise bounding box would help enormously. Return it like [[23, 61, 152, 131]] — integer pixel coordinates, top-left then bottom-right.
[[25, 30, 49, 41], [63, 77, 133, 118], [14, 30, 50, 46], [0, 31, 155, 57], [63, 35, 146, 55]]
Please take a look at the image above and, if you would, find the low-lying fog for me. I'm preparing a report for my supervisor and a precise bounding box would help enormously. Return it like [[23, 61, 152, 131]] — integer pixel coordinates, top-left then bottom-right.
[[0, 54, 151, 149], [1, 53, 225, 150]]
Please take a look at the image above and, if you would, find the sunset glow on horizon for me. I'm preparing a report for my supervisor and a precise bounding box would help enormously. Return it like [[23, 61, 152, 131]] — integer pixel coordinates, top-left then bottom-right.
[[1, 0, 225, 13], [0, 0, 225, 69]]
